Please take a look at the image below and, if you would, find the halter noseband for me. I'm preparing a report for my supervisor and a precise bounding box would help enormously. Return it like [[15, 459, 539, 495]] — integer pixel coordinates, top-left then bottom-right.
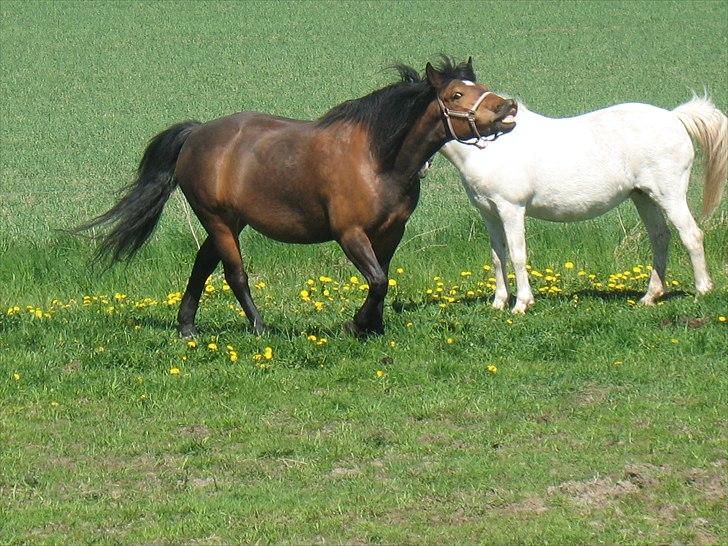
[[437, 90, 494, 148]]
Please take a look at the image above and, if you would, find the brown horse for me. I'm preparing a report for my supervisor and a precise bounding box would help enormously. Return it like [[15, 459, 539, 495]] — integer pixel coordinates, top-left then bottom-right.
[[79, 58, 517, 336]]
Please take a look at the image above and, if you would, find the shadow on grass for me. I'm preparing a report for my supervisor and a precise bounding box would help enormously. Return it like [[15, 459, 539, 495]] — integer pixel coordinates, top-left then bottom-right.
[[390, 288, 690, 313]]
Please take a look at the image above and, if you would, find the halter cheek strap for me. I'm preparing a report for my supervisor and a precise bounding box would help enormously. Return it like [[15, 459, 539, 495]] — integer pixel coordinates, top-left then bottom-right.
[[437, 90, 493, 147]]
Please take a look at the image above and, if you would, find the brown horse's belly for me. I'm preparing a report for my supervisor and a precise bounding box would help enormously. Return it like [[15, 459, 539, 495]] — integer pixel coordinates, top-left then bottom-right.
[[244, 209, 333, 244]]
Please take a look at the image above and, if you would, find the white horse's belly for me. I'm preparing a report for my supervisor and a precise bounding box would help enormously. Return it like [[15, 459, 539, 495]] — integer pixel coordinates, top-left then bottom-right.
[[525, 179, 633, 221]]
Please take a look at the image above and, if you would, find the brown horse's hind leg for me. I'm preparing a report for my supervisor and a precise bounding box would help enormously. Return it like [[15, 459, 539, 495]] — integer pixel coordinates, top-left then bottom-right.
[[178, 236, 220, 337], [209, 222, 267, 335], [338, 228, 388, 335]]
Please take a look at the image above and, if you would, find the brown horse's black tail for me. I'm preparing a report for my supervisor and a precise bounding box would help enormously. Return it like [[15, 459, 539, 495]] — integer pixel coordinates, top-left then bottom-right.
[[77, 121, 200, 265]]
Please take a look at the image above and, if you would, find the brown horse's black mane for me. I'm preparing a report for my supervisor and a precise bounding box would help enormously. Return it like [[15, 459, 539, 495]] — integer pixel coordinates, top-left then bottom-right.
[[316, 57, 476, 169]]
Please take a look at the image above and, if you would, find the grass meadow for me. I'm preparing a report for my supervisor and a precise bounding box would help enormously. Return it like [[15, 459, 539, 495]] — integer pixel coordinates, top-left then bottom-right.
[[1, 1, 727, 543]]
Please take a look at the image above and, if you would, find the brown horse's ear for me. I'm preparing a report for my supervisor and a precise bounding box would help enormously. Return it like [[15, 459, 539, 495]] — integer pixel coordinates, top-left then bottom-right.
[[425, 62, 444, 89]]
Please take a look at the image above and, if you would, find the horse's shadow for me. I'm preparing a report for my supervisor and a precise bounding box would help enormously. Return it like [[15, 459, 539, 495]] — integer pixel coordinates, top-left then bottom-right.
[[390, 288, 689, 313]]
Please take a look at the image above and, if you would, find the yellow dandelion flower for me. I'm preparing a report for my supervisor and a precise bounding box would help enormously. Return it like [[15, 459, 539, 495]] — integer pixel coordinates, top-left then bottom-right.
[[314, 301, 325, 311], [316, 338, 328, 346], [564, 261, 574, 269], [204, 284, 215, 294], [405, 321, 414, 328], [169, 367, 180, 375], [51, 401, 59, 407], [186, 340, 198, 348], [486, 364, 498, 374], [577, 270, 587, 276], [207, 342, 218, 351], [482, 264, 491, 271], [396, 267, 405, 274], [319, 276, 332, 283], [388, 279, 397, 287], [306, 278, 315, 286], [460, 271, 472, 277], [229, 352, 238, 362], [506, 319, 513, 325], [670, 338, 679, 344], [613, 360, 623, 366], [350, 275, 359, 284], [263, 347, 273, 360], [254, 281, 266, 289], [446, 337, 455, 345], [719, 316, 726, 323], [13, 372, 21, 381], [307, 334, 318, 342], [375, 370, 386, 378], [388, 340, 396, 348]]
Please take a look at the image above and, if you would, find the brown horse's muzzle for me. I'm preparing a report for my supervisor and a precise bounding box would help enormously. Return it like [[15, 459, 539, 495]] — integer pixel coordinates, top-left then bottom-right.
[[440, 91, 518, 146]]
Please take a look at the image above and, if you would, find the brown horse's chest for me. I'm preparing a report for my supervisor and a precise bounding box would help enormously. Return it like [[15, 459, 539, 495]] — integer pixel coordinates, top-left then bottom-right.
[[369, 179, 420, 235]]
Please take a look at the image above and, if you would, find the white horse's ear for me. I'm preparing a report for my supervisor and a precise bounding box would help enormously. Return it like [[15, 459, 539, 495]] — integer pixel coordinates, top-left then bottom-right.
[[425, 62, 444, 89]]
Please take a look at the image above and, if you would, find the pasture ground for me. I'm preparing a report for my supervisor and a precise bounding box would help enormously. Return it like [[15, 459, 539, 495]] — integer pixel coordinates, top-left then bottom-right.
[[1, 1, 727, 543]]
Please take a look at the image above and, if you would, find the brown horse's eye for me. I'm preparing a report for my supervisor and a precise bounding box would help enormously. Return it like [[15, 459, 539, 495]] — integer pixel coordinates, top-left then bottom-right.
[[452, 92, 463, 100]]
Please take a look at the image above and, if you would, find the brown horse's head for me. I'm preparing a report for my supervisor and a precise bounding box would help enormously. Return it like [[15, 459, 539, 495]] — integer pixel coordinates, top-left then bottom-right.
[[426, 58, 517, 144]]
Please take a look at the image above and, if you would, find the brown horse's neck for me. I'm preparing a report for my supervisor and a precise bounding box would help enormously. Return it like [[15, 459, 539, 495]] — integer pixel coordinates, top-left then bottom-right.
[[390, 101, 448, 181]]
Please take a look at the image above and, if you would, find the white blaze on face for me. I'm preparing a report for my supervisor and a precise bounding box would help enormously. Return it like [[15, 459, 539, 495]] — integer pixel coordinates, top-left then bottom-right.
[[461, 80, 476, 86]]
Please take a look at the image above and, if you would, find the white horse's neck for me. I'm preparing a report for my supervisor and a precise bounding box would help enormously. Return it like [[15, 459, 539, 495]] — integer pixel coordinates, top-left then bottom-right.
[[439, 102, 546, 167]]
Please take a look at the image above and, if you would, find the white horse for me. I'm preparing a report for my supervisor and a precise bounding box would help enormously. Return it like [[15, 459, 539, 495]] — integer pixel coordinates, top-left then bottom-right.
[[440, 96, 727, 313]]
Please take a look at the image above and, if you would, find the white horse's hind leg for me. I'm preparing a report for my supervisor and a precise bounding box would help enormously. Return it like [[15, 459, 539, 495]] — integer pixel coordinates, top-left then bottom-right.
[[482, 213, 510, 310], [661, 199, 713, 295], [499, 205, 534, 314], [631, 192, 670, 305]]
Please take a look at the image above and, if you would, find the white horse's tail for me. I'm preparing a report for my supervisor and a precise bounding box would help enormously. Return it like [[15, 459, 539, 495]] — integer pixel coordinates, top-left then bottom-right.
[[673, 96, 728, 217]]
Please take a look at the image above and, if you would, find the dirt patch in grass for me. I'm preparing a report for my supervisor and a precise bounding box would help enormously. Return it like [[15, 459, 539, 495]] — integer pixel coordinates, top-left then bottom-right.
[[572, 382, 613, 407], [179, 424, 212, 438], [684, 460, 726, 502], [500, 496, 549, 516], [547, 476, 639, 508]]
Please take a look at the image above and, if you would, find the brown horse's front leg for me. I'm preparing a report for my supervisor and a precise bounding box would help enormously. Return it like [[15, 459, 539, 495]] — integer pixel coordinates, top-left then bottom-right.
[[338, 228, 388, 335]]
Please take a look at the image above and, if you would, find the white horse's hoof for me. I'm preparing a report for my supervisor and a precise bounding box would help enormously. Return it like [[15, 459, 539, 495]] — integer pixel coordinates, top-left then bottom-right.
[[511, 298, 534, 314], [638, 295, 658, 306], [492, 298, 508, 311], [696, 280, 713, 295]]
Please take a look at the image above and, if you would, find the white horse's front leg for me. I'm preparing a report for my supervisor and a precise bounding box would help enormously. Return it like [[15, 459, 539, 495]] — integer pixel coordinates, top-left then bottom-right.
[[500, 206, 534, 314], [482, 214, 509, 310]]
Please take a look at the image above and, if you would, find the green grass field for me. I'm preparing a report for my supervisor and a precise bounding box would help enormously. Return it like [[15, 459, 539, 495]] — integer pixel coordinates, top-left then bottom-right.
[[1, 1, 727, 543]]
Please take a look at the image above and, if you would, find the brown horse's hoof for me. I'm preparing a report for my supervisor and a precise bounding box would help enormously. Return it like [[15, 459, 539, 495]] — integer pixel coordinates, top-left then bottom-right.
[[179, 324, 197, 339], [343, 320, 384, 337], [252, 321, 269, 336]]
